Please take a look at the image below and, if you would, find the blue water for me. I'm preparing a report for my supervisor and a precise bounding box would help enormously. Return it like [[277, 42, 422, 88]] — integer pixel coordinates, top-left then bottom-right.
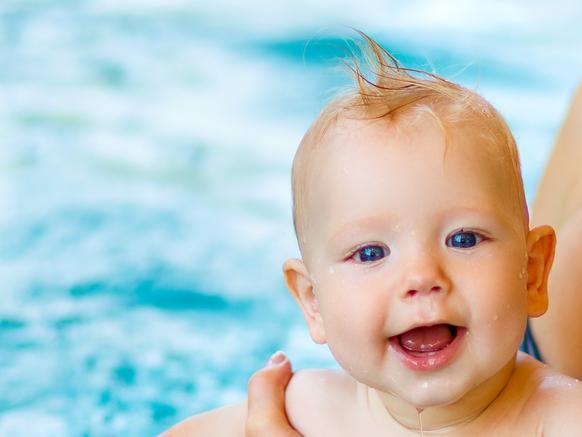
[[1, 1, 581, 435]]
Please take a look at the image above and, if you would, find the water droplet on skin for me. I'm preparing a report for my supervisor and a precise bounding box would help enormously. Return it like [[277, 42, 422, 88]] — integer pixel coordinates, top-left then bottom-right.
[[493, 314, 499, 321], [421, 381, 429, 389], [540, 374, 578, 390]]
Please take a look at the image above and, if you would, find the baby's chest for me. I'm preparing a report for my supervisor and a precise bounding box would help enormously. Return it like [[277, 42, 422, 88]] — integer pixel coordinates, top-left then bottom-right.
[[292, 410, 543, 437], [290, 405, 413, 437]]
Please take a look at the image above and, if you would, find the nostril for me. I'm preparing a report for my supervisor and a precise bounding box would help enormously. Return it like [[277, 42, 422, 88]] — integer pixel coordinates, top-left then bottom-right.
[[407, 287, 441, 297]]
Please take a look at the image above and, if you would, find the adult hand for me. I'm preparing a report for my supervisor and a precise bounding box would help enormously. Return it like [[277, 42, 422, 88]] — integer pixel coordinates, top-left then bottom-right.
[[245, 351, 302, 437]]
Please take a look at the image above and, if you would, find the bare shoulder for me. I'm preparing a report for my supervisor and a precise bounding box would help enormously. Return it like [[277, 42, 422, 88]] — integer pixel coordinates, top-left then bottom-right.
[[286, 368, 357, 435], [158, 402, 246, 437], [287, 368, 356, 398], [515, 358, 582, 436], [538, 370, 582, 436]]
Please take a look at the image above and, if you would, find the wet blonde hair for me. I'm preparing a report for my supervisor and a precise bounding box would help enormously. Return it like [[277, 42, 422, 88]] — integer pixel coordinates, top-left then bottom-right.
[[292, 32, 528, 251]]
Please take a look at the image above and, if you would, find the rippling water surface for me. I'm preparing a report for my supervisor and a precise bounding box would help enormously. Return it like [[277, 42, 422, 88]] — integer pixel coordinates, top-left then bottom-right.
[[1, 1, 581, 435]]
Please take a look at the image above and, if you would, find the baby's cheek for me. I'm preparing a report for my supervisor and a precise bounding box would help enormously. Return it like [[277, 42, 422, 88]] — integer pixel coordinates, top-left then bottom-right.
[[323, 301, 380, 344], [321, 292, 388, 368], [471, 292, 527, 365], [470, 255, 528, 318]]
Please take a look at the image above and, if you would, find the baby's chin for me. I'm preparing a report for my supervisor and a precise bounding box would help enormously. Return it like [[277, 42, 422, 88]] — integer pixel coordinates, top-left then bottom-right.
[[372, 356, 516, 410], [393, 378, 471, 409], [345, 369, 466, 410], [370, 374, 472, 409]]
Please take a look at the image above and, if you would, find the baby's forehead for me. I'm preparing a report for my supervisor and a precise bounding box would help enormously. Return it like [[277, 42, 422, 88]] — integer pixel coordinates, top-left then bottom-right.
[[313, 111, 494, 165], [292, 106, 527, 253]]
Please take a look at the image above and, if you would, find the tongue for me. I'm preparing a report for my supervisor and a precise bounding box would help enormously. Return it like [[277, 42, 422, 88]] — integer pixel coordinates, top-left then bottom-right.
[[399, 324, 454, 352]]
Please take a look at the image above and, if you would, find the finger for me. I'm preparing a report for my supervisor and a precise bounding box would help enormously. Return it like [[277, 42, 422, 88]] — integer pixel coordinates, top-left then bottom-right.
[[246, 351, 301, 437]]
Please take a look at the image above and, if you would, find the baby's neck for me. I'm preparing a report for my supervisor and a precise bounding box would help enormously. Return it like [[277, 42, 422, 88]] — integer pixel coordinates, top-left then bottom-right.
[[364, 358, 516, 432]]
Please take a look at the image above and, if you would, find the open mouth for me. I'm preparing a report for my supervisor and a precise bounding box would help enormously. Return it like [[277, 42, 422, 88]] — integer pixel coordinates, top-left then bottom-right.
[[399, 324, 458, 354], [390, 323, 467, 371]]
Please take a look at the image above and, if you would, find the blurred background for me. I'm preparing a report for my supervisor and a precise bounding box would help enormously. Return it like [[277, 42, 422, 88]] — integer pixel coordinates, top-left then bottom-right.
[[1, 0, 581, 435]]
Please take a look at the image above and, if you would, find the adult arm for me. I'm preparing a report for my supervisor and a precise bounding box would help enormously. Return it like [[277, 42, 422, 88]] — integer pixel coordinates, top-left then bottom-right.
[[530, 80, 582, 379]]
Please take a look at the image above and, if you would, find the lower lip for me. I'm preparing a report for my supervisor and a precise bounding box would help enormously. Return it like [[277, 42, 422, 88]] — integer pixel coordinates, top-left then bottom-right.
[[389, 327, 468, 371]]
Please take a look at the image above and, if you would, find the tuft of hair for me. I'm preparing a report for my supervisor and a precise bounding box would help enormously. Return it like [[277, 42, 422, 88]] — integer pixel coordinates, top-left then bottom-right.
[[292, 31, 528, 252]]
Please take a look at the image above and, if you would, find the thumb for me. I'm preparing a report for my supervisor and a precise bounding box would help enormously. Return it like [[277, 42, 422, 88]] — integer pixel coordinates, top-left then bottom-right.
[[245, 351, 301, 437]]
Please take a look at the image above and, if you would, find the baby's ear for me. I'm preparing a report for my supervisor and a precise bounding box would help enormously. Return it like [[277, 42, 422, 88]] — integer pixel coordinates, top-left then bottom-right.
[[526, 225, 556, 317], [283, 259, 326, 344]]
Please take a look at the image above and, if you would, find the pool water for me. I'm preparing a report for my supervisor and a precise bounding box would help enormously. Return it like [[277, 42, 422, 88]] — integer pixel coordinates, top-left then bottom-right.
[[1, 1, 581, 435]]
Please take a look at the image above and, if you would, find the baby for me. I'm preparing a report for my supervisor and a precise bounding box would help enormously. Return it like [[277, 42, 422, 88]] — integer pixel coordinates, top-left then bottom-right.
[[164, 35, 582, 436]]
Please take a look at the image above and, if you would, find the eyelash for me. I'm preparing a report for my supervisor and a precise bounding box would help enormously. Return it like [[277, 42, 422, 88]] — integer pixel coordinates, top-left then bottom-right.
[[446, 229, 487, 249], [346, 230, 487, 263], [347, 243, 389, 264]]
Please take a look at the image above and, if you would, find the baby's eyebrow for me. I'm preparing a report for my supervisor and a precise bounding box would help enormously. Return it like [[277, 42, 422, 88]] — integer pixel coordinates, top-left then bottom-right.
[[442, 206, 494, 220], [442, 205, 515, 225], [326, 207, 513, 245], [327, 216, 392, 245]]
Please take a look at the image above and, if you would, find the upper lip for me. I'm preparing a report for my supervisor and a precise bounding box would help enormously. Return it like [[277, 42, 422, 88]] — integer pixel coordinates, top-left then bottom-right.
[[390, 320, 464, 338]]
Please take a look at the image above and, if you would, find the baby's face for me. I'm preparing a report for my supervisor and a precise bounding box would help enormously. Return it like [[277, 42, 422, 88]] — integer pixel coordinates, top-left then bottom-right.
[[295, 115, 533, 407]]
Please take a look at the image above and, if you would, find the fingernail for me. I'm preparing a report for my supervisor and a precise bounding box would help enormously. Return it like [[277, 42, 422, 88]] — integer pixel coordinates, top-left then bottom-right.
[[267, 351, 286, 366]]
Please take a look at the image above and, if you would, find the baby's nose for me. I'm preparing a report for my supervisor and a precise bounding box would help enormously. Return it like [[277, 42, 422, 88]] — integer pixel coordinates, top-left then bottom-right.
[[406, 284, 443, 297], [400, 255, 450, 298]]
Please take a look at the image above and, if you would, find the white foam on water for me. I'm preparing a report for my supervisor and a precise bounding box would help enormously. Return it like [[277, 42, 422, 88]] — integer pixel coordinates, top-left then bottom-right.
[[0, 410, 69, 436]]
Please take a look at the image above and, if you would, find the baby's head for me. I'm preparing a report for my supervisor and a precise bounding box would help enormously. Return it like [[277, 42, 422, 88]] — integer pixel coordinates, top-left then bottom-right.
[[283, 34, 555, 409], [292, 36, 529, 255]]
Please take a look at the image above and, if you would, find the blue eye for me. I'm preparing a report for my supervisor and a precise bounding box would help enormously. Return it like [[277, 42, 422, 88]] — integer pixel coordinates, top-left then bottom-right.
[[353, 245, 388, 263], [447, 231, 483, 248]]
